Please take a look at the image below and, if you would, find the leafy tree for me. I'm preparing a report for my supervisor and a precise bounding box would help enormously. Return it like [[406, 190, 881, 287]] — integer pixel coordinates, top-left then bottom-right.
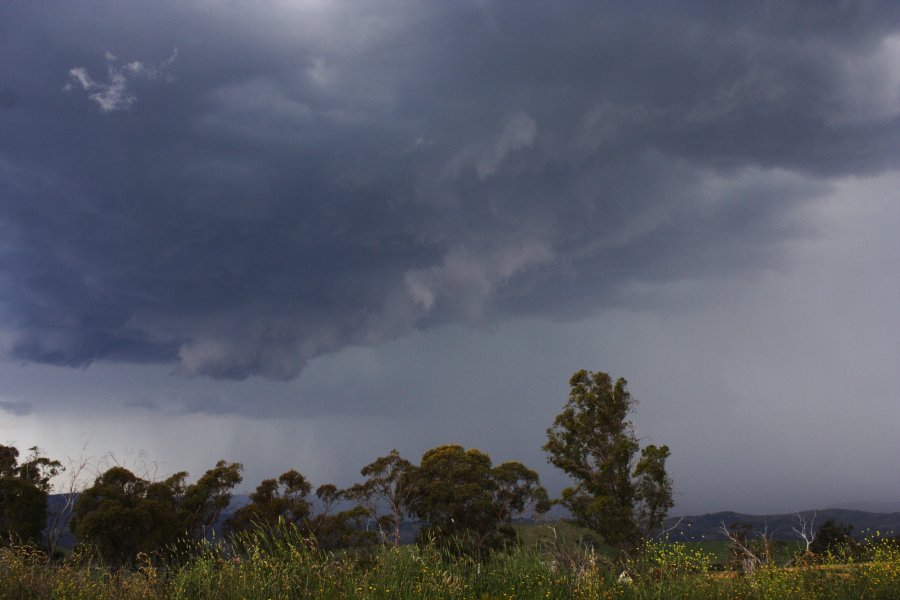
[[633, 444, 673, 536], [229, 471, 374, 549], [0, 445, 61, 546], [491, 461, 551, 530], [17, 446, 63, 494], [72, 466, 181, 566], [407, 445, 495, 547], [543, 370, 673, 554], [406, 445, 548, 555], [350, 449, 416, 545], [73, 460, 242, 565], [227, 469, 313, 533], [178, 460, 243, 540], [810, 518, 854, 555], [0, 446, 16, 475], [308, 484, 374, 550]]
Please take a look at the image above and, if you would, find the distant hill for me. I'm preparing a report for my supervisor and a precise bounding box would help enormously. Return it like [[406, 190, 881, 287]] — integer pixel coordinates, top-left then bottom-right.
[[662, 509, 900, 541]]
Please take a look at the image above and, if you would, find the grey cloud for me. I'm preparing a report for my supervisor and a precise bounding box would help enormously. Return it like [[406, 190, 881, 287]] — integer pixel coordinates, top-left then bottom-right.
[[405, 239, 554, 321], [443, 112, 538, 181], [1, 1, 900, 382], [0, 400, 33, 416]]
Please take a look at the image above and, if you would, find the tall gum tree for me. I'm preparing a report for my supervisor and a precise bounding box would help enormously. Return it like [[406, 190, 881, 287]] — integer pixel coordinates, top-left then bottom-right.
[[350, 449, 415, 545], [543, 370, 673, 554]]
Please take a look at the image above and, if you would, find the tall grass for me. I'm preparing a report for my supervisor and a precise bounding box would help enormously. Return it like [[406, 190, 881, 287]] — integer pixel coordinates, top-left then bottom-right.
[[2, 526, 898, 599]]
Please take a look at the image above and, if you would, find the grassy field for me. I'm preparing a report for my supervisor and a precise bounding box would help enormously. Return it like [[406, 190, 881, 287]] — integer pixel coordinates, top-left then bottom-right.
[[1, 527, 898, 599], [515, 522, 807, 565]]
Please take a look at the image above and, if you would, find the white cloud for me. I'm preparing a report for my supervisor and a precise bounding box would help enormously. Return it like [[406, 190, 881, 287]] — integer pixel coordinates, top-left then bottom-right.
[[64, 48, 178, 113], [66, 67, 95, 91]]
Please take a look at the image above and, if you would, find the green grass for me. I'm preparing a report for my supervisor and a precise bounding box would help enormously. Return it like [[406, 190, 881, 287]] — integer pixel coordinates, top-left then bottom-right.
[[513, 521, 600, 549], [514, 522, 806, 566], [1, 527, 898, 599]]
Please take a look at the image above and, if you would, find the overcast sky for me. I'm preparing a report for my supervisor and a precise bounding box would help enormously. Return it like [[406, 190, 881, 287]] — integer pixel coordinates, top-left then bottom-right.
[[1, 1, 898, 515]]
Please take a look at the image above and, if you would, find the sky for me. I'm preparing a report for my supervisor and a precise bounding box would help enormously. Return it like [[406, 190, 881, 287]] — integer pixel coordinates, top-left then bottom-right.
[[0, 1, 898, 515]]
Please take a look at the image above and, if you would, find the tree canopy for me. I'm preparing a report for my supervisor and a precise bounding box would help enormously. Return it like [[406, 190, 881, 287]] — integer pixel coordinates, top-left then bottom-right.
[[227, 469, 312, 534], [544, 370, 673, 553], [228, 470, 374, 550], [350, 449, 415, 545], [406, 444, 548, 554], [72, 460, 242, 566], [72, 466, 181, 566], [178, 459, 244, 540], [0, 445, 61, 547], [810, 518, 855, 555]]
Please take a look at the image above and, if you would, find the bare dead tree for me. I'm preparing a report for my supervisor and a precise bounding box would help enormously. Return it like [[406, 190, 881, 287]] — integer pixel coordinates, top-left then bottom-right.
[[720, 521, 775, 574], [759, 522, 775, 565], [98, 448, 161, 482], [537, 523, 609, 577], [792, 511, 817, 553], [781, 511, 818, 566], [654, 516, 685, 540], [44, 442, 94, 557]]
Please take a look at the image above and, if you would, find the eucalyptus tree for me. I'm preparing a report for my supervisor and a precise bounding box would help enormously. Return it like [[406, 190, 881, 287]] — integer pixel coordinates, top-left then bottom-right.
[[350, 449, 416, 545], [544, 369, 673, 554], [406, 444, 549, 555], [0, 445, 61, 546]]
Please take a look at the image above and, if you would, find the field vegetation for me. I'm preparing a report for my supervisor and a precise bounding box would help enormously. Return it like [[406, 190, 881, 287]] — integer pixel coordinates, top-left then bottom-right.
[[1, 524, 899, 599]]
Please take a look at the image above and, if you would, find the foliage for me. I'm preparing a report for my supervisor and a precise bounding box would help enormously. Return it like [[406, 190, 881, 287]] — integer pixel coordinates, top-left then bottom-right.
[[71, 466, 182, 566], [635, 538, 716, 582], [227, 469, 312, 534], [227, 470, 376, 550], [0, 445, 61, 547], [811, 518, 856, 557], [492, 460, 552, 528], [177, 460, 243, 540], [0, 479, 47, 548], [405, 444, 549, 555], [407, 444, 494, 548], [350, 449, 415, 545], [13, 447, 63, 495], [544, 370, 673, 553], [632, 444, 673, 537], [310, 504, 376, 551], [72, 460, 243, 566], [2, 527, 900, 599]]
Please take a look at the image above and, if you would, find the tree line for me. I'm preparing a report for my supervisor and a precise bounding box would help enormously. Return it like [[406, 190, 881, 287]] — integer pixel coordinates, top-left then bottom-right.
[[1, 370, 677, 565]]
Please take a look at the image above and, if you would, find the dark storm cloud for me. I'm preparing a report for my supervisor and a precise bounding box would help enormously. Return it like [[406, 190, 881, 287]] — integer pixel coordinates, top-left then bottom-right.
[[1, 1, 899, 380]]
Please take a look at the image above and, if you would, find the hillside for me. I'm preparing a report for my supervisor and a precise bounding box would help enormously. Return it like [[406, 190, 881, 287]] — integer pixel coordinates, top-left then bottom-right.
[[662, 509, 900, 541]]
